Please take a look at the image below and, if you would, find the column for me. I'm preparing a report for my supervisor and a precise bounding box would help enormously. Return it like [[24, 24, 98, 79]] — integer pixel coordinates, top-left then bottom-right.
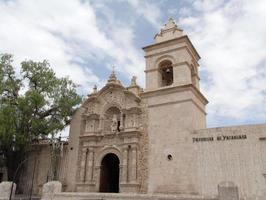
[[121, 147, 128, 183], [120, 113, 124, 130], [132, 114, 136, 127], [130, 146, 137, 182], [79, 148, 87, 182], [87, 148, 94, 182], [98, 117, 103, 132]]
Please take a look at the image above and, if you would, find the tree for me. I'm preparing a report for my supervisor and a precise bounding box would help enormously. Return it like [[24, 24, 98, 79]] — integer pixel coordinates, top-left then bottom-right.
[[0, 54, 82, 180]]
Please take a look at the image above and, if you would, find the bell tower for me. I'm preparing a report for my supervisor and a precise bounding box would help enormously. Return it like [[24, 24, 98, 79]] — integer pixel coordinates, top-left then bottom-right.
[[142, 19, 208, 194], [144, 18, 201, 91]]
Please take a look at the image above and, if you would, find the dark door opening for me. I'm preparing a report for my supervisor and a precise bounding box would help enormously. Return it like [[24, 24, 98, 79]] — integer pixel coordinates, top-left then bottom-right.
[[99, 153, 120, 193]]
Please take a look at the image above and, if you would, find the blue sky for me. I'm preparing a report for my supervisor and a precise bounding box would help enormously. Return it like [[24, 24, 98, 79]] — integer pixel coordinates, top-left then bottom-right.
[[1, 0, 266, 130]]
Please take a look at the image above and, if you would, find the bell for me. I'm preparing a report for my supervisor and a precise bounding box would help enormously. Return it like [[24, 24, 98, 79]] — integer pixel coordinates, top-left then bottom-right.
[[166, 68, 171, 73]]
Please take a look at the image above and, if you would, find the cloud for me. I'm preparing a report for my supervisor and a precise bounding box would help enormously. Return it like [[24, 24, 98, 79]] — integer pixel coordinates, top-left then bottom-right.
[[0, 0, 149, 96], [5, 0, 264, 128], [178, 0, 266, 126], [126, 0, 163, 28]]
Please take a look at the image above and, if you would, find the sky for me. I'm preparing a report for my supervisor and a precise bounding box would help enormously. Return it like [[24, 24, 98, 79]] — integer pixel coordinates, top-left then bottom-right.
[[1, 0, 266, 131]]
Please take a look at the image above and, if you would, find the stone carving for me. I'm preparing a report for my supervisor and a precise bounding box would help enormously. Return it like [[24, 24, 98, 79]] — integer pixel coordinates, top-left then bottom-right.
[[42, 181, 62, 200], [0, 182, 16, 199], [104, 91, 124, 107], [85, 120, 94, 132]]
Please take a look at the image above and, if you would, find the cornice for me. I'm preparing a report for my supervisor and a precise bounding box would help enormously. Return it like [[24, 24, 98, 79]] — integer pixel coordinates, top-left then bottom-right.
[[141, 84, 208, 105], [142, 35, 200, 60]]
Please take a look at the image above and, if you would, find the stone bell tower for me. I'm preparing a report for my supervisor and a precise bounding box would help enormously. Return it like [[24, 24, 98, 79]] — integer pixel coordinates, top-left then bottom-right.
[[142, 19, 208, 194]]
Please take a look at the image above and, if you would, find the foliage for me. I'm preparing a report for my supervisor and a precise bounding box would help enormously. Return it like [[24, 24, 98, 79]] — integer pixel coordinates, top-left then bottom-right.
[[0, 54, 82, 180]]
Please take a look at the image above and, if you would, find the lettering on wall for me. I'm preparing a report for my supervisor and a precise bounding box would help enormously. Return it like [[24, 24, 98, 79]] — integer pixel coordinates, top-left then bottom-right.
[[192, 135, 247, 143]]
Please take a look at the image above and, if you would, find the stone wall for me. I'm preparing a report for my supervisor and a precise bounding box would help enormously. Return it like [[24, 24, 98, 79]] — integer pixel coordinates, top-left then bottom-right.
[[19, 142, 69, 195], [193, 124, 266, 199]]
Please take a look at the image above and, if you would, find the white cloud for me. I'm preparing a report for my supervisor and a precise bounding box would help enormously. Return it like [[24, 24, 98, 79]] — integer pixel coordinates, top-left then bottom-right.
[[179, 0, 266, 125], [126, 0, 162, 28], [0, 0, 147, 95]]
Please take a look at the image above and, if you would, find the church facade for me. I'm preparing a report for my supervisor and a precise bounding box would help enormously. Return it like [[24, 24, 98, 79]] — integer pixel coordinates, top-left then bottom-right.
[[18, 19, 266, 200]]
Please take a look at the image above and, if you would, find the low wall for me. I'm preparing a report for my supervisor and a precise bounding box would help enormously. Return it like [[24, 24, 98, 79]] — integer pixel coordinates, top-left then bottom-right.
[[192, 124, 266, 199]]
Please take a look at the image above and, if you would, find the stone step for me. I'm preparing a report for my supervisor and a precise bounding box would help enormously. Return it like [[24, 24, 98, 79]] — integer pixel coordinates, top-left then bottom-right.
[[14, 195, 41, 200], [52, 192, 217, 200]]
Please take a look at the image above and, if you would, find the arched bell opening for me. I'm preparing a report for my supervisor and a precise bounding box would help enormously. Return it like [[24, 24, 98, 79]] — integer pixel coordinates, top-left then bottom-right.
[[159, 60, 173, 87], [99, 153, 120, 193]]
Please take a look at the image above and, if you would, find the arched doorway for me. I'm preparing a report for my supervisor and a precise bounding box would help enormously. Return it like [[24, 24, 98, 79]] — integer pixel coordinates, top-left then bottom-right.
[[99, 153, 120, 193]]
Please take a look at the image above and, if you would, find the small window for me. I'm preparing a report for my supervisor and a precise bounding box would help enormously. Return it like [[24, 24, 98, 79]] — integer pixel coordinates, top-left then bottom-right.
[[159, 60, 173, 87]]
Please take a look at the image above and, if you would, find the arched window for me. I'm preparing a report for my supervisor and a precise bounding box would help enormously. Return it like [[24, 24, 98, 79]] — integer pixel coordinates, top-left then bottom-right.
[[159, 60, 173, 87]]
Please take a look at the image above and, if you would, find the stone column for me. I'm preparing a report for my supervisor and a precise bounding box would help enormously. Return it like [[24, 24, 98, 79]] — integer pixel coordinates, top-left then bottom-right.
[[79, 148, 87, 182], [87, 148, 94, 182], [133, 114, 136, 127], [121, 147, 128, 183], [120, 113, 124, 130], [130, 146, 137, 183], [98, 117, 103, 132], [94, 165, 101, 191]]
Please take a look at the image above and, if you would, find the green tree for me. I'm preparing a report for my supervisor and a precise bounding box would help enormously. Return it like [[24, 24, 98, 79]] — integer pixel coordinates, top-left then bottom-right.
[[0, 54, 82, 180]]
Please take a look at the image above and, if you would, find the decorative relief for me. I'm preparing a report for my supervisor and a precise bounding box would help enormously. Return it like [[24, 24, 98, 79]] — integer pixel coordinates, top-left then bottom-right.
[[85, 120, 94, 132], [85, 119, 99, 133], [124, 108, 142, 130], [103, 90, 125, 107], [85, 102, 95, 114]]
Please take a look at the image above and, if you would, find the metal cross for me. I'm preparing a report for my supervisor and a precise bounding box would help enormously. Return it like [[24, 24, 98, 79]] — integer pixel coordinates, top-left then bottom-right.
[[112, 65, 116, 73]]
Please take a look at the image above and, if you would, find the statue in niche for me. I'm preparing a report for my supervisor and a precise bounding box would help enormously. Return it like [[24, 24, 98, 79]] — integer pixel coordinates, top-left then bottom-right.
[[111, 114, 118, 133]]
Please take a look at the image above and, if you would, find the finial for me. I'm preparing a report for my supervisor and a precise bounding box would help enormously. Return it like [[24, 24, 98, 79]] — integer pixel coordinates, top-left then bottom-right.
[[130, 76, 137, 86], [108, 65, 117, 83], [112, 65, 115, 73], [154, 18, 183, 43], [92, 85, 97, 93]]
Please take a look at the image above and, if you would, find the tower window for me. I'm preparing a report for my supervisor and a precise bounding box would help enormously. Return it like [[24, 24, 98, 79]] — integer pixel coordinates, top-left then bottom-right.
[[159, 60, 173, 87]]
